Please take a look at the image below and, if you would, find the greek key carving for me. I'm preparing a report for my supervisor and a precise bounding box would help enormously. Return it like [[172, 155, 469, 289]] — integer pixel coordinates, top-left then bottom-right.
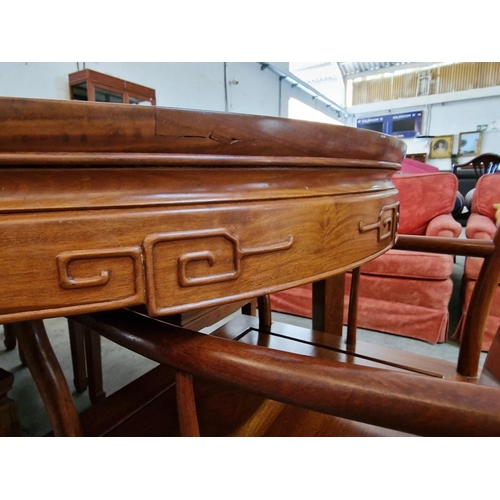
[[143, 228, 294, 288], [358, 202, 399, 241], [56, 247, 142, 289]]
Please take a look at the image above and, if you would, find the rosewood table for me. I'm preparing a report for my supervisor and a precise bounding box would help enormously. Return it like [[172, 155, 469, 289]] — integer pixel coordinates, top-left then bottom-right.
[[0, 97, 405, 436]]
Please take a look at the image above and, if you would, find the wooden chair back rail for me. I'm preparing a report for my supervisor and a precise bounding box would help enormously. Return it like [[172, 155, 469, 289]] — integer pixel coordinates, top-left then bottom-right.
[[394, 234, 495, 257], [457, 227, 500, 375], [357, 230, 500, 378], [453, 154, 500, 178], [70, 309, 500, 437]]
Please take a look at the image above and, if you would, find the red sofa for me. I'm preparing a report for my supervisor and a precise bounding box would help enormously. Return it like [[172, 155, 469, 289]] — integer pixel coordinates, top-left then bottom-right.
[[270, 170, 462, 344], [454, 173, 500, 351]]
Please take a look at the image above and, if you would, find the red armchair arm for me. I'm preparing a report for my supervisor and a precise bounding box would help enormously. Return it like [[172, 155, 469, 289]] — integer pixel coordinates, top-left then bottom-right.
[[425, 213, 462, 238], [466, 213, 497, 240]]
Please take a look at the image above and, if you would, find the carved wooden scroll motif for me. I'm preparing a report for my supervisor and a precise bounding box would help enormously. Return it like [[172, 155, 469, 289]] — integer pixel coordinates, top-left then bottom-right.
[[56, 247, 143, 290], [141, 194, 400, 315], [358, 202, 400, 242], [0, 211, 146, 323], [0, 187, 398, 323]]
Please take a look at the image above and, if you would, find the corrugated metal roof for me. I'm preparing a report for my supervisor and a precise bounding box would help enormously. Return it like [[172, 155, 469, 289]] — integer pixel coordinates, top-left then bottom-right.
[[338, 62, 412, 78]]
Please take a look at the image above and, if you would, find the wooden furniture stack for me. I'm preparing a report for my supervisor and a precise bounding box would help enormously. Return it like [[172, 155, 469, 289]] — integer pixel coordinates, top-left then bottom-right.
[[0, 96, 405, 436], [71, 224, 500, 437], [455, 172, 500, 351]]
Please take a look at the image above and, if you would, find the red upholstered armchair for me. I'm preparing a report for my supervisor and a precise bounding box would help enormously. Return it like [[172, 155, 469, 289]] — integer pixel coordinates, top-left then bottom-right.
[[270, 171, 462, 344], [455, 173, 500, 351]]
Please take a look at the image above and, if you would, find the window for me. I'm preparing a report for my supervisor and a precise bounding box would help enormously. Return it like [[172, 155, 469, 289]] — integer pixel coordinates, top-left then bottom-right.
[[288, 98, 342, 125], [68, 69, 156, 105]]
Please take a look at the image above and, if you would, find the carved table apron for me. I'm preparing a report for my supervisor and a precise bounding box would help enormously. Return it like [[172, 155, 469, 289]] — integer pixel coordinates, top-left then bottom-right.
[[0, 97, 405, 435], [0, 166, 399, 323]]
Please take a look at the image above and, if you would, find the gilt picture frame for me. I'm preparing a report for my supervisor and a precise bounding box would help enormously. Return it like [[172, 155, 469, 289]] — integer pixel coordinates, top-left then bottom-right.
[[458, 131, 482, 157], [429, 136, 453, 159]]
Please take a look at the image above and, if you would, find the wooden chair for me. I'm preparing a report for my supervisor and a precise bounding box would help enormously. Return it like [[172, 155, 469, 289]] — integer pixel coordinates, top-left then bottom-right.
[[453, 173, 500, 351], [270, 172, 463, 344], [68, 227, 500, 437], [2, 321, 101, 402], [453, 153, 500, 180]]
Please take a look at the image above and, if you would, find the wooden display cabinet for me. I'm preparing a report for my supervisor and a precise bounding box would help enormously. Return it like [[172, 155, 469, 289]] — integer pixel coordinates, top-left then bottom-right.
[[69, 68, 156, 105]]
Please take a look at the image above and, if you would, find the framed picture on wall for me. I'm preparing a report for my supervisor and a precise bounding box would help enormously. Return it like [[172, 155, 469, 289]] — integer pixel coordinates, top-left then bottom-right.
[[458, 131, 482, 156], [429, 135, 453, 159]]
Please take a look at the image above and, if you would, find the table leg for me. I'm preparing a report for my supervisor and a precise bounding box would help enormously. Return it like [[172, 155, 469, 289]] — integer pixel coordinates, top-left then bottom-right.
[[13, 320, 83, 437], [312, 274, 345, 336], [68, 319, 88, 393], [3, 324, 17, 350], [83, 327, 106, 404]]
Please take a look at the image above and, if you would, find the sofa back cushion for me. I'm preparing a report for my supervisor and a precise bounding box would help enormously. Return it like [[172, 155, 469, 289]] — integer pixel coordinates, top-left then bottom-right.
[[472, 173, 500, 221], [401, 158, 439, 174], [392, 172, 458, 235]]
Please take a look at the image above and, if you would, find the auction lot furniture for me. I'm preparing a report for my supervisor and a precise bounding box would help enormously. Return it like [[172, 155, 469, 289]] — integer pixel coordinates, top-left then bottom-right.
[[0, 97, 404, 436], [453, 153, 500, 180], [72, 226, 500, 437], [453, 153, 500, 224], [455, 173, 500, 351], [270, 172, 462, 344]]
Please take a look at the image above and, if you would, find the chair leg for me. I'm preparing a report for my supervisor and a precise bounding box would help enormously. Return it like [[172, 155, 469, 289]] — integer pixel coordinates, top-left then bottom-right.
[[68, 319, 105, 403], [175, 371, 200, 437], [257, 295, 272, 331], [14, 320, 82, 436], [68, 320, 88, 393], [0, 367, 21, 436], [83, 327, 106, 404], [174, 296, 274, 437], [3, 323, 26, 366], [346, 267, 360, 346]]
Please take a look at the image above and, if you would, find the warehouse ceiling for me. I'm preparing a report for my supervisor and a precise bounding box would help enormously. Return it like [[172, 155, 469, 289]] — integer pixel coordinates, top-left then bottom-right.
[[337, 62, 412, 78]]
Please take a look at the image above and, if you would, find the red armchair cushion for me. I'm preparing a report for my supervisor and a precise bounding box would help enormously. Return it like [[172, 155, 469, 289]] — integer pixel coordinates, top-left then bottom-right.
[[361, 250, 454, 280], [392, 172, 458, 235], [471, 173, 500, 220]]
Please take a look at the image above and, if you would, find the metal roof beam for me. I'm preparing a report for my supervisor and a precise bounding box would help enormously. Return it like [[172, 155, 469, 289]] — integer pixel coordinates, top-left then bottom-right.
[[258, 62, 350, 119], [340, 62, 436, 79]]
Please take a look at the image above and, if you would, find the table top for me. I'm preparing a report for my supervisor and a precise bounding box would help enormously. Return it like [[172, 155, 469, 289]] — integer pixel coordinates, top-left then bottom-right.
[[0, 97, 405, 323]]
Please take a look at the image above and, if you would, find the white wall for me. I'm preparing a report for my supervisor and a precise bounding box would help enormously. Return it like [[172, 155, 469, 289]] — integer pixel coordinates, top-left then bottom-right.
[[224, 62, 280, 115], [348, 86, 500, 170], [0, 62, 344, 123], [0, 62, 77, 100]]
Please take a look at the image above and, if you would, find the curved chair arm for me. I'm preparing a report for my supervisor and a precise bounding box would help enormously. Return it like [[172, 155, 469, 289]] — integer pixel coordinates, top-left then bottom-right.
[[425, 213, 462, 238], [466, 213, 497, 240], [394, 229, 500, 377], [70, 309, 500, 437], [394, 233, 494, 257]]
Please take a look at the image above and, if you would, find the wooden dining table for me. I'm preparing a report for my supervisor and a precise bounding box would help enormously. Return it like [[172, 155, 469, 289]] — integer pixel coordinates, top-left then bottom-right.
[[0, 97, 405, 436]]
